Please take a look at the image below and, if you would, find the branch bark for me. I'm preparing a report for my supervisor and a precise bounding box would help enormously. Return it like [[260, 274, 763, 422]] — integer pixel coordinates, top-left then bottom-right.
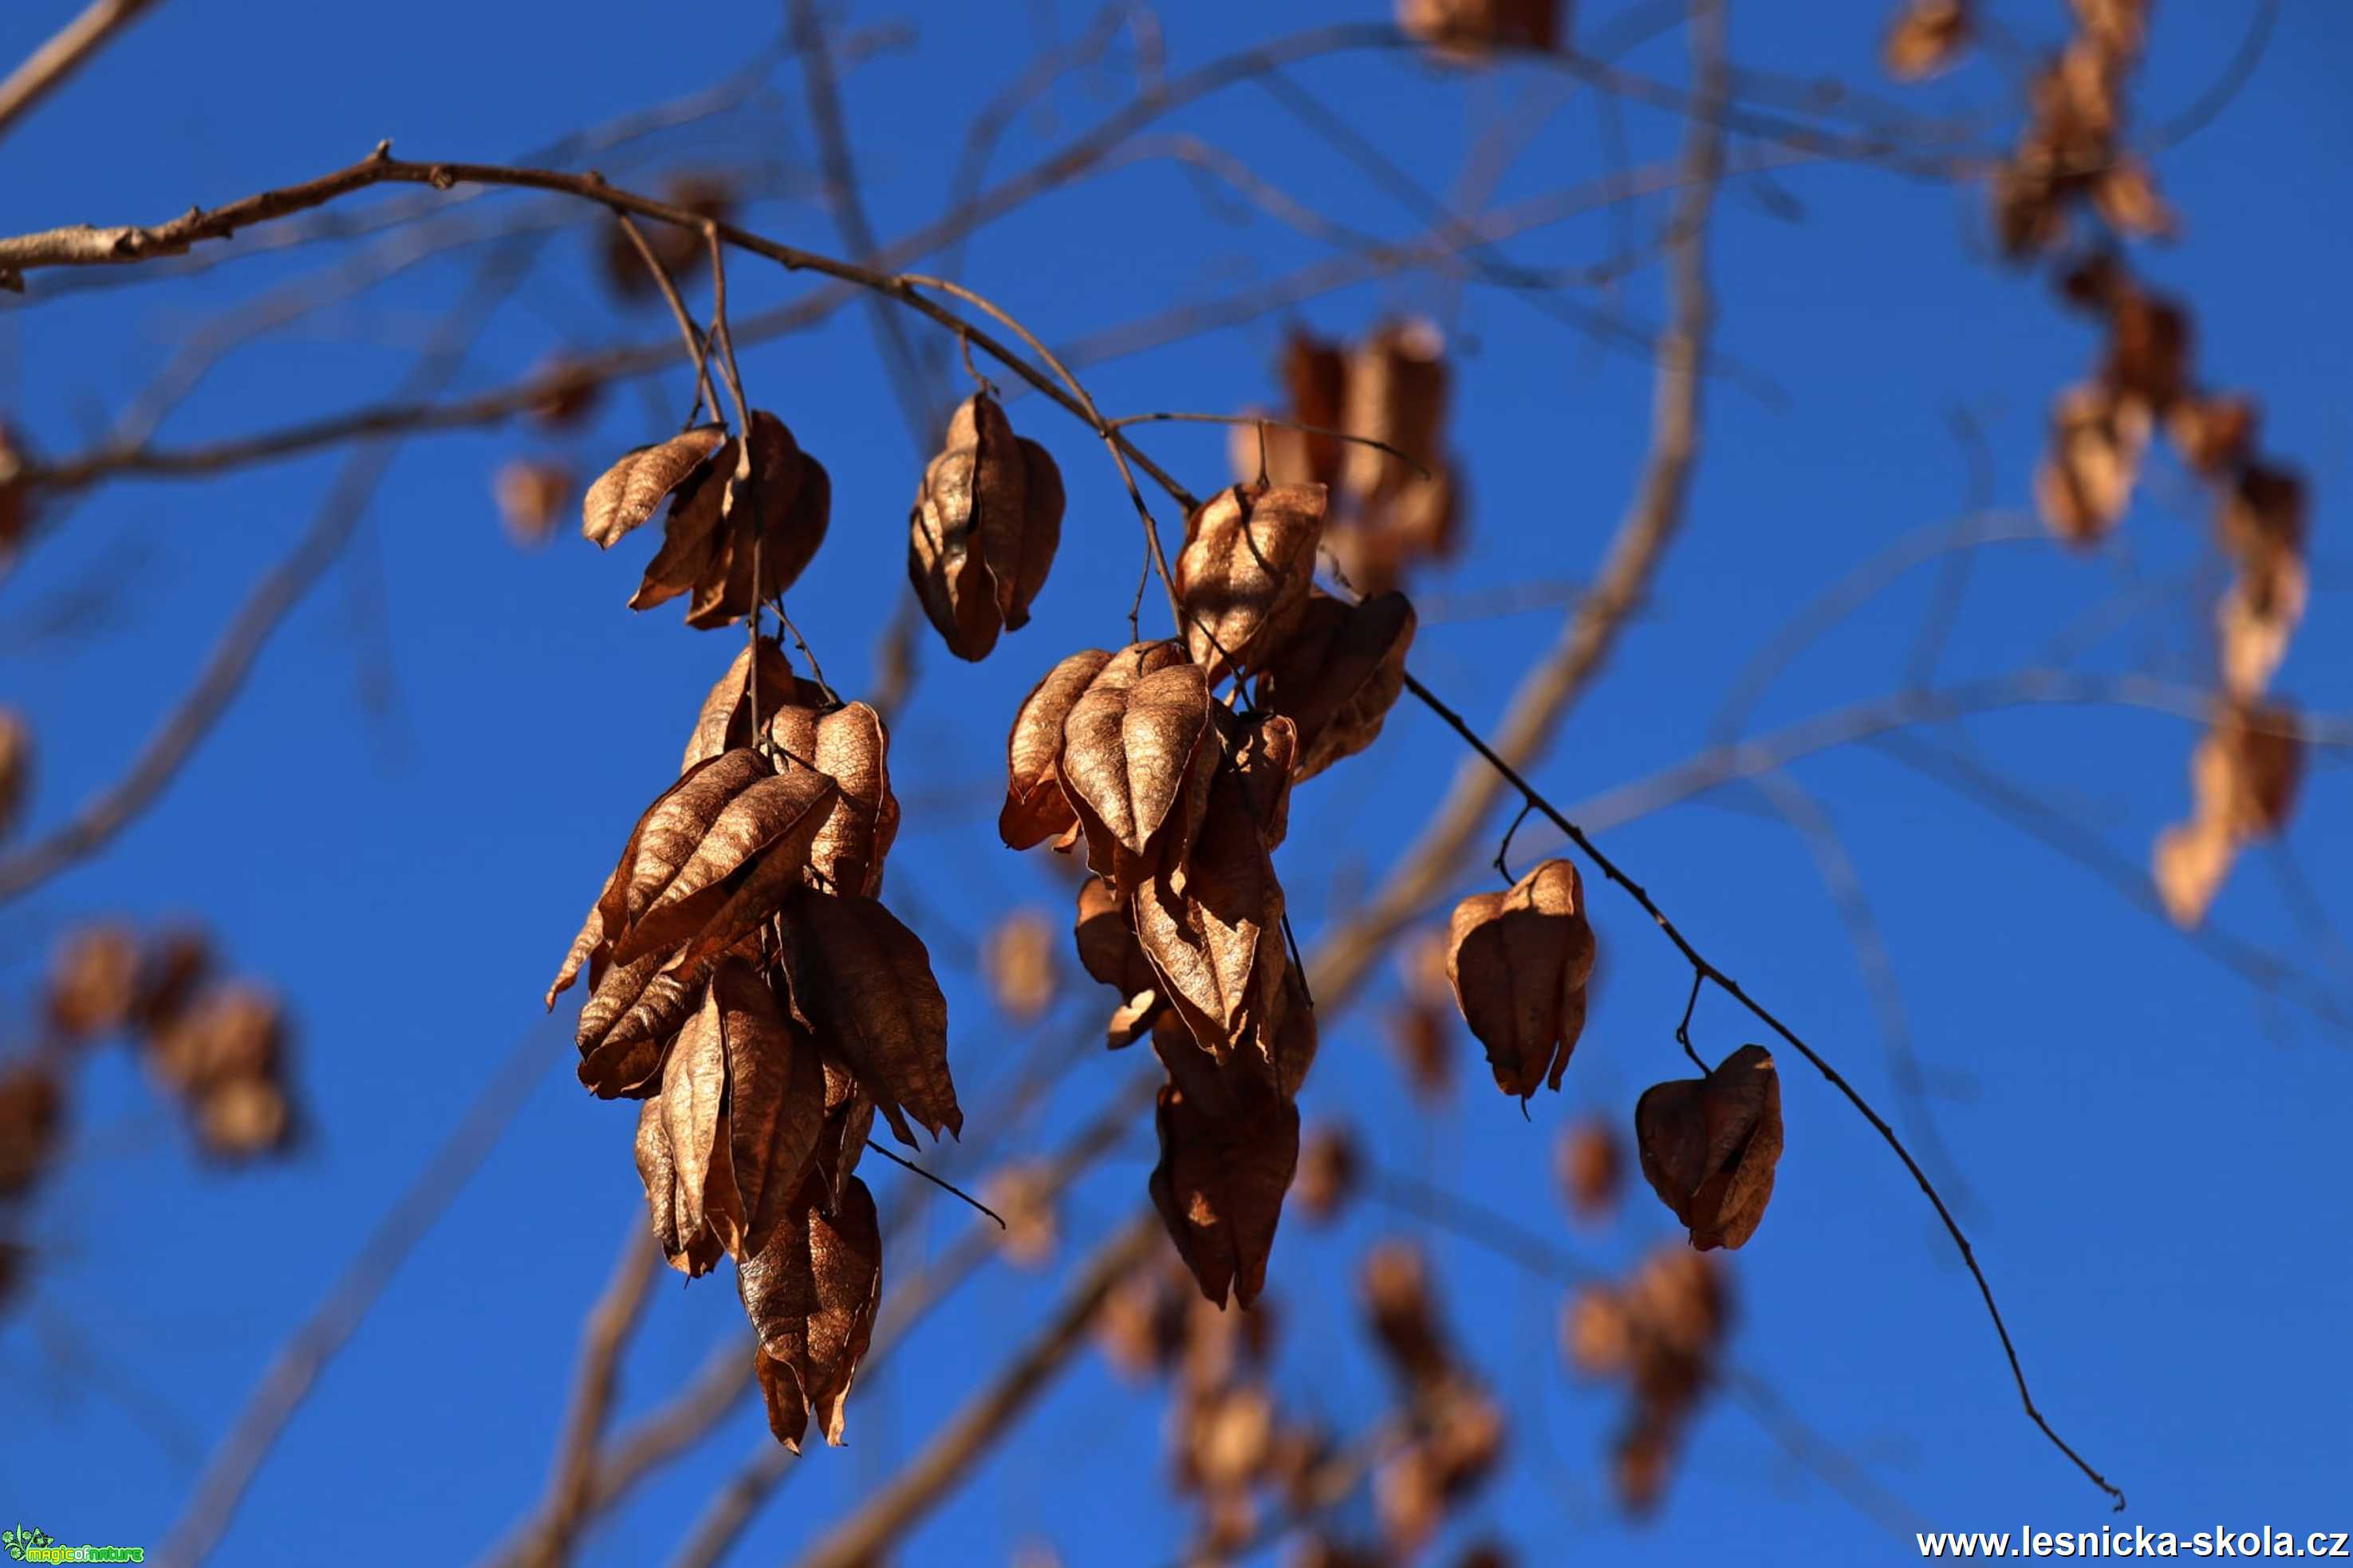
[[0, 0, 164, 143]]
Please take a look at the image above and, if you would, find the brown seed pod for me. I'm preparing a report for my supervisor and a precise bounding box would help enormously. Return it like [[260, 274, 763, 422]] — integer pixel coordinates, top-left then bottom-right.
[[739, 1172, 882, 1450], [1292, 1122, 1358, 1224], [1256, 591, 1417, 782], [129, 928, 212, 1037], [2034, 381, 2147, 546], [680, 638, 822, 773], [673, 413, 834, 628], [582, 424, 730, 550], [1445, 859, 1596, 1101], [2104, 287, 2190, 412], [983, 908, 1059, 1024], [2152, 815, 2236, 930], [2191, 703, 2301, 841], [1074, 875, 1165, 1047], [1397, 0, 1559, 60], [768, 698, 900, 900], [705, 959, 829, 1261], [1000, 647, 1116, 850], [1131, 735, 1291, 1069], [45, 923, 140, 1042], [1148, 1038, 1300, 1310], [908, 391, 1066, 661], [0, 1065, 62, 1198], [0, 422, 32, 577], [0, 707, 28, 840], [1342, 318, 1448, 506], [1882, 0, 1971, 80], [2165, 393, 2256, 477], [493, 459, 573, 549], [1634, 1044, 1783, 1251], [1060, 660, 1220, 895], [1173, 483, 1326, 684], [1557, 1115, 1624, 1223], [783, 888, 961, 1146]]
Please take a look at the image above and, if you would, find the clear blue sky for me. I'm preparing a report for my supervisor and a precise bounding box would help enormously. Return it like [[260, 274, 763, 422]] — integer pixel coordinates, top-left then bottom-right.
[[2, 1, 2347, 1563]]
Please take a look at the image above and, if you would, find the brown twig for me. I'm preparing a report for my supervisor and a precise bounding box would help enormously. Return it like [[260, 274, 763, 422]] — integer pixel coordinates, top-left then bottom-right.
[[0, 244, 537, 904], [0, 0, 165, 142], [608, 209, 717, 423]]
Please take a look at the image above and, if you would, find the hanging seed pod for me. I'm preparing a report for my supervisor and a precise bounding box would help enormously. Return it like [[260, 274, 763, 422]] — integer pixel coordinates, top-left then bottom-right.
[[1059, 658, 1221, 895], [1397, 0, 1559, 60], [1173, 483, 1326, 684], [1131, 722, 1293, 1067], [680, 638, 819, 772], [582, 424, 730, 550], [908, 391, 1065, 661], [494, 459, 573, 549], [1445, 859, 1595, 1101], [1256, 592, 1417, 782], [2166, 393, 2256, 476], [2034, 381, 2147, 546], [769, 697, 899, 900], [1557, 1116, 1624, 1223], [0, 422, 32, 577], [782, 888, 961, 1145], [983, 908, 1059, 1023], [44, 923, 140, 1042], [739, 1173, 882, 1450], [1148, 1022, 1300, 1309], [1292, 1122, 1358, 1223], [1341, 319, 1448, 507], [2103, 287, 2190, 412], [1075, 875, 1165, 1046], [1634, 1044, 1783, 1251], [0, 707, 28, 840], [1882, 0, 1971, 80], [2191, 703, 2302, 841], [676, 412, 833, 628], [999, 641, 1192, 853], [2152, 815, 2236, 929], [0, 1066, 62, 1198]]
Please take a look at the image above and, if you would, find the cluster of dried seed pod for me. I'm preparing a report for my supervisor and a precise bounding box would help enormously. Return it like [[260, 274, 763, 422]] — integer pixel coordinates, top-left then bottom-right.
[[1006, 486, 1416, 1304], [1387, 930, 1459, 1101], [1444, 859, 1596, 1101], [1094, 1253, 1321, 1558], [1556, 1113, 1624, 1225], [1562, 1243, 1733, 1514], [2154, 701, 2304, 929], [1397, 0, 1559, 61], [2017, 258, 2312, 927], [908, 392, 1065, 661], [582, 412, 830, 628], [547, 637, 953, 1451], [1981, 0, 2167, 257], [44, 922, 297, 1160], [1633, 1044, 1783, 1251], [1359, 1242, 1508, 1554], [1236, 322, 1461, 597]]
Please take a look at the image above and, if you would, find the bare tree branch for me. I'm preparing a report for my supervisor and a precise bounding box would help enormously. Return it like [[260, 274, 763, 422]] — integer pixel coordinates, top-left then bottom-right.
[[0, 0, 164, 143]]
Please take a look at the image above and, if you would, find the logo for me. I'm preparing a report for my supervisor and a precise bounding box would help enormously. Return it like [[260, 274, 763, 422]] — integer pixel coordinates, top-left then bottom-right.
[[2, 1527, 143, 1564]]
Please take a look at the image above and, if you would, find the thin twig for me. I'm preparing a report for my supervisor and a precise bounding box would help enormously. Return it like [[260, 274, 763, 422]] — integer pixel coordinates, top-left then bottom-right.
[[608, 208, 717, 423], [861, 1140, 1007, 1229], [1400, 664, 2126, 1508], [0, 0, 165, 142]]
